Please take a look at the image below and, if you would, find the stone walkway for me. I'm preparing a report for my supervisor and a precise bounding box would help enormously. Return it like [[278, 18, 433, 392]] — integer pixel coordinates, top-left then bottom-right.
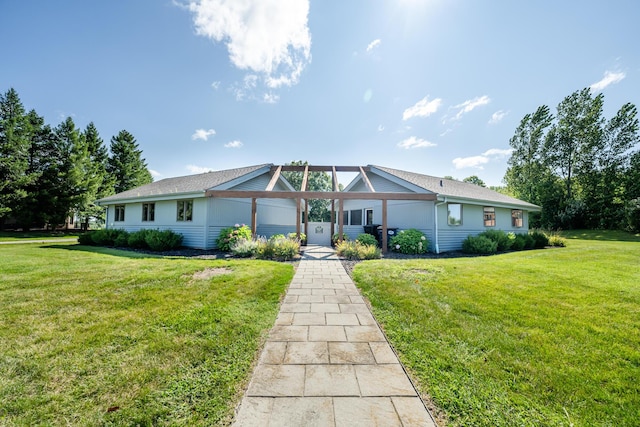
[[232, 245, 436, 426]]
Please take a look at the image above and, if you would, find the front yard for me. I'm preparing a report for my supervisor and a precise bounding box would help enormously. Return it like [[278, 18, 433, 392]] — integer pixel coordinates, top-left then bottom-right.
[[0, 243, 292, 426], [353, 230, 640, 426]]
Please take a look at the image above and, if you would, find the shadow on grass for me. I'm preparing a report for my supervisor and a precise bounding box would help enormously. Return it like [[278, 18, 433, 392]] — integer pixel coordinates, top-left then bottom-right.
[[44, 243, 231, 260], [561, 229, 640, 242]]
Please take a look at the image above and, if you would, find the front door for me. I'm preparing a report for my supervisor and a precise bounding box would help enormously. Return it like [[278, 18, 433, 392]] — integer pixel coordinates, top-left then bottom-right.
[[307, 222, 332, 245]]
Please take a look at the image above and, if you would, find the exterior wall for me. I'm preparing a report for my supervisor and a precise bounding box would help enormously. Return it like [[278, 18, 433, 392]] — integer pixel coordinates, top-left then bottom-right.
[[351, 175, 413, 193], [106, 197, 208, 248], [436, 203, 531, 252]]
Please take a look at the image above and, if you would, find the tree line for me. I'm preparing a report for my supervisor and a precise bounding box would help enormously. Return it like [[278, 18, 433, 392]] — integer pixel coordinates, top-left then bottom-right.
[[0, 88, 153, 230], [504, 87, 640, 231]]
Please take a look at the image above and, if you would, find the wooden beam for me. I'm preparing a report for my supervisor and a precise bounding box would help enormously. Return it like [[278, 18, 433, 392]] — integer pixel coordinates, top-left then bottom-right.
[[251, 198, 257, 237], [359, 166, 375, 192], [382, 199, 388, 253], [206, 190, 437, 201], [265, 165, 281, 191], [300, 165, 309, 191]]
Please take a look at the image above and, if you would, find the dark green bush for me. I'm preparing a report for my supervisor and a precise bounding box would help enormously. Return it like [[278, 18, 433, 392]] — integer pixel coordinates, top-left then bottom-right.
[[389, 229, 428, 254], [91, 229, 129, 246], [114, 232, 129, 247], [529, 230, 549, 248], [78, 232, 95, 245], [523, 234, 536, 249], [462, 235, 498, 254], [511, 233, 528, 251], [479, 229, 513, 251], [144, 229, 183, 251], [128, 229, 151, 249], [356, 233, 378, 247]]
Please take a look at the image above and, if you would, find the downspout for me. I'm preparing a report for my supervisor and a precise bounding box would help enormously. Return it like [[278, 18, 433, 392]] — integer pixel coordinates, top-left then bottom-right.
[[434, 197, 447, 254]]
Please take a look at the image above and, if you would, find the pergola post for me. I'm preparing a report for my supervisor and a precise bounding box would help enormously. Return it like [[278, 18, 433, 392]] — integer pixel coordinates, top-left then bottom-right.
[[338, 198, 344, 243], [296, 198, 301, 237], [382, 199, 388, 253], [251, 198, 257, 237], [330, 200, 335, 238], [304, 199, 309, 239]]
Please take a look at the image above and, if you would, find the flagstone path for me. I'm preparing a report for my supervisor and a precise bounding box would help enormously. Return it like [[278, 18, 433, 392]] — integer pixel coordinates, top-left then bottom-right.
[[232, 245, 436, 426]]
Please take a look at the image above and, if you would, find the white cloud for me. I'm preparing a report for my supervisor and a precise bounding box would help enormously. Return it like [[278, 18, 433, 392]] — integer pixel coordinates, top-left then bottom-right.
[[186, 164, 212, 174], [590, 70, 625, 92], [377, 124, 385, 132], [188, 0, 311, 89], [366, 39, 381, 52], [402, 96, 442, 120], [452, 147, 513, 169], [453, 155, 489, 169], [225, 140, 244, 148], [482, 148, 512, 157], [450, 95, 491, 121], [192, 128, 216, 141], [488, 110, 508, 125], [398, 136, 436, 149], [211, 81, 221, 90], [149, 169, 162, 178], [263, 92, 280, 103]]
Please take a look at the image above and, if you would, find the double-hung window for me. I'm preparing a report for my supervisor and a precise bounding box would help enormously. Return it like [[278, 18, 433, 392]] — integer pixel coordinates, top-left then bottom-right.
[[512, 209, 523, 228], [177, 200, 193, 221], [114, 205, 125, 222], [448, 203, 462, 225], [142, 203, 155, 222], [483, 207, 496, 227]]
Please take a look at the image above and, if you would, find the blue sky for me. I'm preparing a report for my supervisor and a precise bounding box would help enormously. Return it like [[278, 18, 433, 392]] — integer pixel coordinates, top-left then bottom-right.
[[2, 0, 638, 187]]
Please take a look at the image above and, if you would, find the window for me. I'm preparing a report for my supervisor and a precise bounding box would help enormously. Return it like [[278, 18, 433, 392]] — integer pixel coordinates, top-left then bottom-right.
[[114, 205, 125, 222], [142, 203, 155, 222], [447, 203, 462, 225], [365, 209, 374, 226], [350, 210, 362, 226], [334, 211, 349, 225], [177, 200, 193, 221], [512, 209, 523, 228], [483, 207, 496, 227]]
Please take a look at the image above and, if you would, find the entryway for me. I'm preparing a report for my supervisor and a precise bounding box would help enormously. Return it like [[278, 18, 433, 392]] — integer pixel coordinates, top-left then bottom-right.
[[306, 222, 332, 246]]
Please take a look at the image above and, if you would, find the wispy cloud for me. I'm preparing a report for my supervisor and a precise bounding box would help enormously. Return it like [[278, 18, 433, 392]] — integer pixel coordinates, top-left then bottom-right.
[[263, 92, 280, 104], [188, 0, 311, 91], [192, 128, 216, 141], [398, 136, 436, 149], [377, 124, 385, 132], [452, 148, 512, 169], [450, 95, 491, 121], [149, 169, 162, 178], [488, 110, 508, 125], [225, 140, 244, 148], [590, 70, 625, 92], [402, 96, 442, 120], [186, 164, 212, 174], [366, 39, 381, 52], [211, 81, 221, 90]]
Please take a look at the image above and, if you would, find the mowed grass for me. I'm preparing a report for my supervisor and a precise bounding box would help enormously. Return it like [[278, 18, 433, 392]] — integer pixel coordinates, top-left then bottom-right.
[[0, 230, 79, 241], [353, 230, 640, 426], [0, 243, 293, 426]]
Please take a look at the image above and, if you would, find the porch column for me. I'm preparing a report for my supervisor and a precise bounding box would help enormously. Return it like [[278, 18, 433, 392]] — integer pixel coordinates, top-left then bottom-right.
[[251, 198, 257, 237], [296, 198, 301, 236], [382, 199, 388, 253], [304, 199, 309, 239], [338, 198, 344, 243], [330, 200, 335, 238]]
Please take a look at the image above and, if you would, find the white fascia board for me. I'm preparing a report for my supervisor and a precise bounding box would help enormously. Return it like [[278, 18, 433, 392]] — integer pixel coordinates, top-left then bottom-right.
[[437, 196, 541, 211], [96, 192, 206, 206]]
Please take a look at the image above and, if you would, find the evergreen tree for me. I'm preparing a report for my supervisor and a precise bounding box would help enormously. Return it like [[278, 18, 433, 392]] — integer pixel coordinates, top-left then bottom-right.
[[282, 160, 333, 222], [0, 88, 36, 225], [107, 130, 153, 194], [78, 123, 112, 228]]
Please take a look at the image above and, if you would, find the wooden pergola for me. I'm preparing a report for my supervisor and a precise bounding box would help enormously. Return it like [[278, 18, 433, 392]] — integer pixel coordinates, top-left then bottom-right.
[[205, 165, 437, 252]]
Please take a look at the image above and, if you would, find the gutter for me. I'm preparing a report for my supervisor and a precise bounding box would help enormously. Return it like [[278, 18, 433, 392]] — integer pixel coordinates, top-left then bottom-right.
[[434, 197, 446, 254]]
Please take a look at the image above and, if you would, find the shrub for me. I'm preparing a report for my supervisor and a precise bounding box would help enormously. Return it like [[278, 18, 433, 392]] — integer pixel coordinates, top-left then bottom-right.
[[336, 241, 360, 260], [231, 238, 259, 257], [287, 232, 306, 242], [114, 232, 130, 248], [523, 234, 536, 249], [547, 234, 567, 247], [511, 233, 528, 251], [479, 229, 513, 252], [357, 243, 382, 260], [216, 224, 252, 252], [269, 234, 286, 241], [255, 237, 300, 261], [144, 229, 183, 251], [462, 235, 498, 255], [529, 230, 549, 248], [336, 241, 382, 260], [356, 233, 378, 247], [91, 229, 129, 246], [78, 232, 95, 245], [389, 229, 428, 255], [128, 229, 151, 249], [332, 233, 349, 245]]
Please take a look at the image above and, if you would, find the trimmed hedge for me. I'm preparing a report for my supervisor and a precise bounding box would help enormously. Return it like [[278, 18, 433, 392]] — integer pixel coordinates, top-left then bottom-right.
[[78, 228, 182, 251]]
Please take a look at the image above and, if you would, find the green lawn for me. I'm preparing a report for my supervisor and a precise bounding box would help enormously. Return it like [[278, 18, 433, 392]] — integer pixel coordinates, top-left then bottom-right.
[[0, 243, 293, 426], [353, 230, 640, 427], [0, 230, 79, 241]]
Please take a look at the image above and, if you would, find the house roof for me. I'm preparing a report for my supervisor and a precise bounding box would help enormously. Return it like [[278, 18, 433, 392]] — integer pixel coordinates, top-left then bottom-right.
[[97, 164, 271, 203], [371, 165, 540, 209]]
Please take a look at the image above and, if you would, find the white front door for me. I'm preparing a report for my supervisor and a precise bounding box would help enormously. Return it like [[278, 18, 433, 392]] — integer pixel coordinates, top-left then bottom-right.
[[307, 222, 332, 245]]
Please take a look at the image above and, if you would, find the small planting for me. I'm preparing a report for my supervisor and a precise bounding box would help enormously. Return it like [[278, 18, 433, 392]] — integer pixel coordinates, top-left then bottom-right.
[[547, 233, 567, 247], [144, 229, 183, 251], [287, 232, 306, 242], [462, 235, 498, 254], [389, 229, 428, 255], [255, 237, 300, 261], [231, 238, 259, 257], [479, 229, 513, 251], [529, 229, 549, 248], [511, 233, 528, 251], [332, 232, 349, 245], [86, 228, 129, 246], [128, 229, 151, 249], [216, 224, 252, 252], [336, 241, 381, 260], [356, 233, 378, 247]]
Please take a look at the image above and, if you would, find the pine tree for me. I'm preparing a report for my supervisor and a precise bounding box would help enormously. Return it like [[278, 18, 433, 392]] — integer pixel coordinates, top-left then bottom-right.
[[78, 123, 112, 228], [107, 130, 153, 194]]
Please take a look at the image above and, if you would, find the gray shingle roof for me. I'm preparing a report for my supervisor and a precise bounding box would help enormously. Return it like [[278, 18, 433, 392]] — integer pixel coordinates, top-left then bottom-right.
[[97, 164, 270, 203], [372, 165, 540, 209]]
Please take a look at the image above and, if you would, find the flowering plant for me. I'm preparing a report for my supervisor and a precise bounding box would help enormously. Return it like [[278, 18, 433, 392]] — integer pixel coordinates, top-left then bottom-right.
[[389, 228, 429, 254], [216, 224, 252, 252]]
